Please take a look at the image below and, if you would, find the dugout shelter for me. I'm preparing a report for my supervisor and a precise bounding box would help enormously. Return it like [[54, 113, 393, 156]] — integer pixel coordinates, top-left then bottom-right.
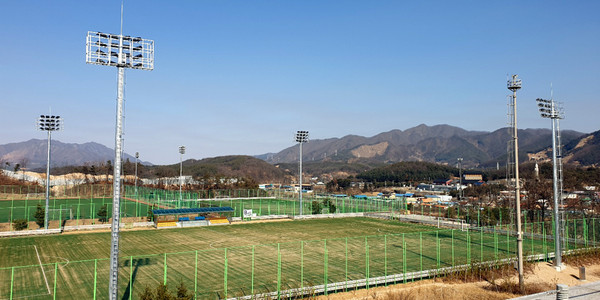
[[152, 207, 234, 228]]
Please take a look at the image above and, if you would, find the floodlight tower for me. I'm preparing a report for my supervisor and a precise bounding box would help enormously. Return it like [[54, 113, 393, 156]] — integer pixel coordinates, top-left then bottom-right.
[[295, 131, 309, 215], [179, 146, 186, 206], [37, 115, 62, 230], [536, 97, 564, 270], [507, 74, 524, 292], [134, 152, 139, 199], [85, 6, 154, 299]]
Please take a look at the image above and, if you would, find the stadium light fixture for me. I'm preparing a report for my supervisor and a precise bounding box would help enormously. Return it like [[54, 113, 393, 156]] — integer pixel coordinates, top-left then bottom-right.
[[536, 97, 565, 270], [179, 146, 186, 206], [37, 114, 62, 231], [85, 8, 154, 299], [295, 131, 309, 215], [507, 74, 524, 292]]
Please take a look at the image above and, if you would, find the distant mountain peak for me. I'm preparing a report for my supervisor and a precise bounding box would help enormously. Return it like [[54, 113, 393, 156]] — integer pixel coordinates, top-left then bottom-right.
[[0, 139, 150, 169], [258, 124, 591, 167]]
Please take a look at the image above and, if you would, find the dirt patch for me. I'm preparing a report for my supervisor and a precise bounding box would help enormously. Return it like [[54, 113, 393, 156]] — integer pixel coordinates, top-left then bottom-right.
[[315, 261, 600, 300]]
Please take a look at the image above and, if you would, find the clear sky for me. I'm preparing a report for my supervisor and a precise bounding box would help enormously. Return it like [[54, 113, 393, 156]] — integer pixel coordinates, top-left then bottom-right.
[[1, 1, 599, 165]]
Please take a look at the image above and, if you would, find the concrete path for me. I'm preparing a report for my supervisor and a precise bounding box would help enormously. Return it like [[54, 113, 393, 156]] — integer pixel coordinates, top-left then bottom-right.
[[511, 281, 600, 299]]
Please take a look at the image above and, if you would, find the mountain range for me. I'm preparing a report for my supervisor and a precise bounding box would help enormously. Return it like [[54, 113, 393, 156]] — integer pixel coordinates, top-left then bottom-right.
[[1, 124, 598, 175], [0, 139, 148, 170], [261, 124, 594, 167]]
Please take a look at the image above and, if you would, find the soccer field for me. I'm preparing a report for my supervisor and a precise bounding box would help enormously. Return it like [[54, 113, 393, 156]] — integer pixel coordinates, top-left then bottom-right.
[[0, 216, 564, 300]]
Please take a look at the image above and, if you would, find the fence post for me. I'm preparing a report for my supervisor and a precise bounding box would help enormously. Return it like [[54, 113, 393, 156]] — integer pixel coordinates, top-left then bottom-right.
[[224, 248, 228, 299], [419, 232, 423, 272], [129, 256, 133, 299], [345, 237, 348, 290], [480, 228, 483, 262], [451, 229, 455, 267], [402, 234, 407, 284], [467, 227, 471, 264], [10, 266, 14, 300], [593, 218, 596, 246], [301, 241, 304, 291], [324, 239, 328, 295], [93, 259, 98, 300], [192, 251, 198, 300], [542, 223, 548, 261], [277, 243, 281, 299], [251, 246, 255, 296], [163, 253, 167, 285], [53, 262, 58, 300], [494, 227, 498, 261], [365, 236, 369, 289], [384, 235, 388, 285], [437, 231, 441, 268]]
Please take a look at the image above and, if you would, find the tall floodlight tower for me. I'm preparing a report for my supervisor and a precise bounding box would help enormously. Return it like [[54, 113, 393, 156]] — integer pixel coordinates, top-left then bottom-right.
[[507, 74, 524, 291], [536, 97, 565, 270], [295, 131, 309, 215], [134, 152, 139, 199], [85, 7, 154, 299], [457, 158, 463, 201], [179, 146, 186, 206], [37, 115, 62, 230]]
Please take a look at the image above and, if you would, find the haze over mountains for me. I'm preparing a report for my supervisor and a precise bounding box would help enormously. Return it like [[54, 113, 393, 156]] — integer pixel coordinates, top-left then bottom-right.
[[1, 124, 598, 171]]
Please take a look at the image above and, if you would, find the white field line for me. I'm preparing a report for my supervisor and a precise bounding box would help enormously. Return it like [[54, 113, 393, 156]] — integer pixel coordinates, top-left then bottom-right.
[[34, 245, 51, 295]]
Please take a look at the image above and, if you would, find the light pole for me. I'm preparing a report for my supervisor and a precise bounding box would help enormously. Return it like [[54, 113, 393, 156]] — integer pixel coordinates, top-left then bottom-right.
[[37, 115, 62, 230], [507, 74, 524, 292], [536, 97, 564, 270], [85, 8, 154, 298], [134, 152, 139, 199], [179, 146, 185, 207], [295, 131, 309, 215], [457, 158, 463, 202]]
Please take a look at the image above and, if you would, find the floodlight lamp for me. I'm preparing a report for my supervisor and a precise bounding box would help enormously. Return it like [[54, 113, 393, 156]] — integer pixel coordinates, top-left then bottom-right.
[[295, 130, 309, 143], [86, 31, 154, 70], [37, 115, 62, 132], [179, 146, 186, 155], [507, 75, 522, 91], [135, 152, 139, 159]]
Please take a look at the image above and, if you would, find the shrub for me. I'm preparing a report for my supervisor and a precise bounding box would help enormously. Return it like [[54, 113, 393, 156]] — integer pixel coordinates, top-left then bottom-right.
[[138, 281, 193, 300], [311, 201, 322, 215], [13, 219, 28, 231]]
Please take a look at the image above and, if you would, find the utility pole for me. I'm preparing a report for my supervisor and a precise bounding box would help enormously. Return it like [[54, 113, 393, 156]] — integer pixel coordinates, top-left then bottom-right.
[[507, 74, 524, 292]]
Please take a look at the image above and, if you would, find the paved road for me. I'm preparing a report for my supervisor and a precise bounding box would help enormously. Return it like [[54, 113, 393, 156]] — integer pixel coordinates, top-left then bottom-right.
[[511, 281, 600, 299]]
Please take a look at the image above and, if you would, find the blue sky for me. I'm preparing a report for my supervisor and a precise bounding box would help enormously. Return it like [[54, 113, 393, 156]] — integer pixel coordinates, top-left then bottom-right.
[[1, 1, 599, 165]]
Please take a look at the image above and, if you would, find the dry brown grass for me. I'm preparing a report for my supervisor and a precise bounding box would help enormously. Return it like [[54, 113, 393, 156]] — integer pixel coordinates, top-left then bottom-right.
[[562, 248, 600, 267], [483, 277, 553, 295]]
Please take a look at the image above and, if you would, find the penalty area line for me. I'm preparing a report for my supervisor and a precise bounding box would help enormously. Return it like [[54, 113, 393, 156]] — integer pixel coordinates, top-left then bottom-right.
[[34, 245, 51, 295]]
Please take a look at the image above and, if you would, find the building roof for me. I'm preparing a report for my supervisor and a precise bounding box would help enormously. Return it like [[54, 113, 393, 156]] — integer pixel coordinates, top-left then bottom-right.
[[152, 207, 234, 216]]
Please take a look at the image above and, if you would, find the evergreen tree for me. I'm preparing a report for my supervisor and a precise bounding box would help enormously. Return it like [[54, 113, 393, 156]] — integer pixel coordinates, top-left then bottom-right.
[[34, 204, 45, 228], [97, 204, 108, 223]]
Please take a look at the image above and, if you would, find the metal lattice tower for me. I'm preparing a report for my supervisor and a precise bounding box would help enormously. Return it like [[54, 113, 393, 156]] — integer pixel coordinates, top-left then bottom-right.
[[506, 95, 516, 210], [85, 4, 154, 298]]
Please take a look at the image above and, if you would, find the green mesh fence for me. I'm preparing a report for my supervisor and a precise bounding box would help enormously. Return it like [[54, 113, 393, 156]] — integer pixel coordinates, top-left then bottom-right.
[[1, 218, 599, 300]]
